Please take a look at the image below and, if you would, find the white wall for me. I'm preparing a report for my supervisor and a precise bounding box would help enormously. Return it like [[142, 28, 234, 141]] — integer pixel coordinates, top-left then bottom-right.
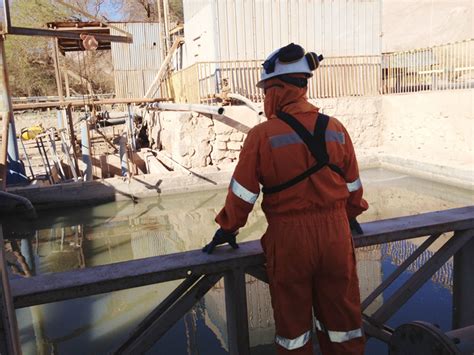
[[182, 3, 219, 67], [183, 0, 382, 65], [380, 90, 473, 165]]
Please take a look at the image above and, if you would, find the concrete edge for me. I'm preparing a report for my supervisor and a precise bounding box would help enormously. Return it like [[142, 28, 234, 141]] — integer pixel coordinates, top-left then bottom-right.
[[4, 155, 473, 210]]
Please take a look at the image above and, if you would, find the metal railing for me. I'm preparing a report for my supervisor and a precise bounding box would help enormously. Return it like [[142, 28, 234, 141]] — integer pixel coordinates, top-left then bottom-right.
[[382, 39, 474, 94], [168, 39, 473, 103], [169, 56, 382, 104], [7, 206, 474, 354]]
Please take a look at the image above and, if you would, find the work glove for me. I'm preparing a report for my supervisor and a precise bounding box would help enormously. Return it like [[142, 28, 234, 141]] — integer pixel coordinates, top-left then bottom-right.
[[202, 228, 239, 254], [349, 218, 364, 235]]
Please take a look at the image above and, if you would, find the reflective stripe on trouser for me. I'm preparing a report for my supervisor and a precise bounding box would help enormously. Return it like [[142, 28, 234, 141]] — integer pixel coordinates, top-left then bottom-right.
[[261, 208, 365, 355], [276, 330, 311, 350], [314, 318, 363, 343]]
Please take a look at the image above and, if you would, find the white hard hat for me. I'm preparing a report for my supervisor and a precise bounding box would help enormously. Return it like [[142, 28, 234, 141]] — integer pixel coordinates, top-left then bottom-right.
[[256, 43, 323, 88]]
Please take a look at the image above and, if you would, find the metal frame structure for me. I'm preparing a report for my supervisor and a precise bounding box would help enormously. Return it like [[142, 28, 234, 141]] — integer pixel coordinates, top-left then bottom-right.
[[0, 3, 137, 353], [8, 206, 474, 354], [0, 0, 134, 190]]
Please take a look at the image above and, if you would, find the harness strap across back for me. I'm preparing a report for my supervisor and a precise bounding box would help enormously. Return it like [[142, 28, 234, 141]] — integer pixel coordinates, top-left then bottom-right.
[[262, 111, 344, 194]]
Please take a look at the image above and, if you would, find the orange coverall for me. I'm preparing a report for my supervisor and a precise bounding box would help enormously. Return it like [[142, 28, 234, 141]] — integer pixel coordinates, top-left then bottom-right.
[[216, 77, 368, 354]]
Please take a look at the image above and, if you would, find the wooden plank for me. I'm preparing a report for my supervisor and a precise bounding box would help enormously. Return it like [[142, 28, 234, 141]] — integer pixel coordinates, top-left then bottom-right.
[[225, 269, 250, 355], [11, 206, 474, 308], [119, 273, 222, 354], [12, 242, 265, 308]]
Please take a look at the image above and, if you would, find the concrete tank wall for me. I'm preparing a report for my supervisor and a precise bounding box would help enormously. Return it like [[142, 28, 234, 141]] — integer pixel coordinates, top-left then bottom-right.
[[380, 90, 473, 164], [151, 89, 472, 188]]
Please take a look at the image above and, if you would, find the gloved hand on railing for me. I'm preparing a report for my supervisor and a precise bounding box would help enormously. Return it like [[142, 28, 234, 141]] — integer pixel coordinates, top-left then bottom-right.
[[349, 218, 364, 235], [202, 228, 239, 254]]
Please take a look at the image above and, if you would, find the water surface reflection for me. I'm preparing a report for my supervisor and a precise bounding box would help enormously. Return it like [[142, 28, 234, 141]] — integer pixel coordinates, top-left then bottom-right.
[[7, 169, 472, 354]]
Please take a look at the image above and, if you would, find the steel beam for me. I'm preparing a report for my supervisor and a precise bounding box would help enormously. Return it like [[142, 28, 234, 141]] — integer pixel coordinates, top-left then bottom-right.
[[371, 229, 474, 324], [246, 265, 269, 284], [115, 274, 200, 353], [7, 26, 132, 43], [117, 273, 222, 354], [52, 38, 64, 100], [453, 234, 474, 328], [225, 269, 250, 355], [361, 233, 440, 311], [362, 317, 393, 343]]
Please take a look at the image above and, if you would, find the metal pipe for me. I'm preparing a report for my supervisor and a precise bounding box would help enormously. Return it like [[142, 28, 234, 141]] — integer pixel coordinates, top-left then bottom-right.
[[149, 102, 225, 116], [119, 134, 128, 177], [13, 97, 168, 111], [35, 138, 53, 184], [20, 139, 34, 178], [81, 121, 92, 181], [97, 118, 127, 127], [0, 191, 37, 219], [127, 104, 136, 152], [228, 93, 263, 115], [59, 129, 78, 181]]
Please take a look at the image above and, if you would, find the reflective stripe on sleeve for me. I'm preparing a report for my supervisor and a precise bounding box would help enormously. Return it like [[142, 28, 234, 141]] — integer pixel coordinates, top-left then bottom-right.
[[314, 318, 363, 343], [230, 178, 259, 204], [275, 330, 311, 350], [347, 178, 362, 192]]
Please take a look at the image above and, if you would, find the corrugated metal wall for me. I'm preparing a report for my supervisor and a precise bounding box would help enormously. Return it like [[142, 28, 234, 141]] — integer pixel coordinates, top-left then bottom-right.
[[183, 0, 382, 65], [110, 23, 163, 98]]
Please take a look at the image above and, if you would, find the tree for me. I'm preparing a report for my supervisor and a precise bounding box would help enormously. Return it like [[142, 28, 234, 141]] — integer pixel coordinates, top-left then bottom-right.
[[121, 0, 184, 23], [5, 0, 71, 96], [5, 0, 117, 97]]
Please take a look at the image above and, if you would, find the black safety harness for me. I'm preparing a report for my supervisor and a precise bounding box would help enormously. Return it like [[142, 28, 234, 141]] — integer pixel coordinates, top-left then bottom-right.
[[262, 111, 345, 194]]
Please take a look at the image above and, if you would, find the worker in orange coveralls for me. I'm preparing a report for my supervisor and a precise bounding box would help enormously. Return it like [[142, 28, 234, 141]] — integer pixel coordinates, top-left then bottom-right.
[[203, 43, 368, 355]]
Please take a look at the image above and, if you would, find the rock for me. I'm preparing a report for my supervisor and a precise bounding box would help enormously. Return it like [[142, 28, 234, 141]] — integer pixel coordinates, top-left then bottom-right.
[[230, 132, 244, 141], [216, 141, 227, 150], [227, 141, 242, 150]]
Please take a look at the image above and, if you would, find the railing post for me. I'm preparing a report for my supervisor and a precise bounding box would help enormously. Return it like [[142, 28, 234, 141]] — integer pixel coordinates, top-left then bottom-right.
[[453, 230, 474, 328], [224, 268, 250, 355]]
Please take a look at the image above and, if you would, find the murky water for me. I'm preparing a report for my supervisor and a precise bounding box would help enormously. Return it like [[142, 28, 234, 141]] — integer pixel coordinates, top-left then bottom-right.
[[5, 168, 473, 354]]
